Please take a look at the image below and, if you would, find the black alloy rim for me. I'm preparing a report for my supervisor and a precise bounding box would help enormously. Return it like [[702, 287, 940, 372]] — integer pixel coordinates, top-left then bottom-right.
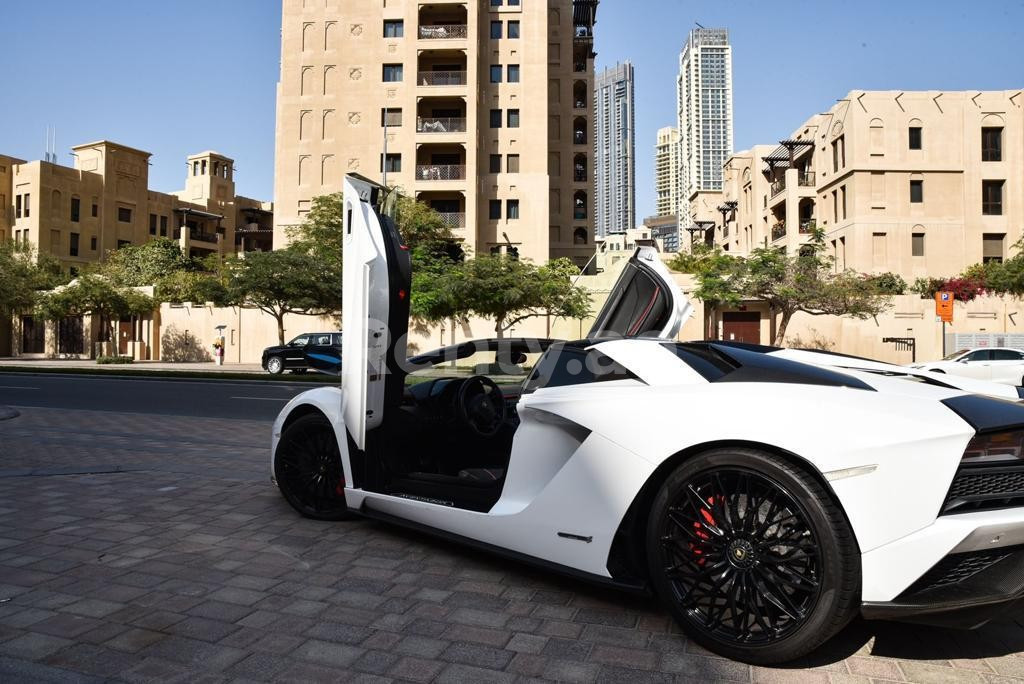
[[658, 467, 822, 645], [277, 423, 346, 513]]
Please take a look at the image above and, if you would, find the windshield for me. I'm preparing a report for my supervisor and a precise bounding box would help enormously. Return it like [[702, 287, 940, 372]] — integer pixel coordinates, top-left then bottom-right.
[[942, 349, 969, 360], [407, 349, 544, 385]]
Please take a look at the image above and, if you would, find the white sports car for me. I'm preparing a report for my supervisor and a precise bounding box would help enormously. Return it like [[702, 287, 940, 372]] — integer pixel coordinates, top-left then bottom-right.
[[271, 175, 1024, 664], [909, 347, 1024, 387]]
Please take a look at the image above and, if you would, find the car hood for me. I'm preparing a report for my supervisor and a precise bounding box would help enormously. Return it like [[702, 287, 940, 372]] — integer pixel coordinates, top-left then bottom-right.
[[263, 345, 290, 355]]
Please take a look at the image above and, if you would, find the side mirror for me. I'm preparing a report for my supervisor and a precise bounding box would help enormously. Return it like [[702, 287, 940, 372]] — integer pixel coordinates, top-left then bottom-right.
[[958, 358, 969, 363]]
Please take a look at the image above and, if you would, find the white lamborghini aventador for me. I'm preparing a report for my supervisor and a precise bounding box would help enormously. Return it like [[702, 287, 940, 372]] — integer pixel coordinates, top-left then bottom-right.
[[271, 175, 1024, 664]]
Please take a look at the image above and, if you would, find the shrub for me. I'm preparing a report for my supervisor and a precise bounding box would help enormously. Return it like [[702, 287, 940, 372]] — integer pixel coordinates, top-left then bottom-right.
[[865, 272, 907, 295], [785, 328, 836, 351], [96, 355, 134, 365]]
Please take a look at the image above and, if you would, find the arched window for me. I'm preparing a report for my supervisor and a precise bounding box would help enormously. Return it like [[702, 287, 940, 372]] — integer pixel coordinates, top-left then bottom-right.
[[573, 117, 586, 145], [573, 190, 587, 219], [869, 117, 884, 155], [573, 153, 586, 182], [573, 81, 586, 109], [573, 228, 588, 245]]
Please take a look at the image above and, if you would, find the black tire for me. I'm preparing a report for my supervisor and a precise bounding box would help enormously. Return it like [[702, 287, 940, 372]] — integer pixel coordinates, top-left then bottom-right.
[[274, 413, 352, 521], [266, 356, 284, 375], [646, 448, 860, 665]]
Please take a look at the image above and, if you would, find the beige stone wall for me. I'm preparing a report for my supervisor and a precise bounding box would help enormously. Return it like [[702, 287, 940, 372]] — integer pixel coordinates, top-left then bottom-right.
[[273, 0, 595, 267]]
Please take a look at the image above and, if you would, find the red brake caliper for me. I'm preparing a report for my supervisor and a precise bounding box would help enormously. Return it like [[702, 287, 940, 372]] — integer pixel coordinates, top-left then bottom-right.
[[335, 475, 345, 496], [690, 496, 720, 566]]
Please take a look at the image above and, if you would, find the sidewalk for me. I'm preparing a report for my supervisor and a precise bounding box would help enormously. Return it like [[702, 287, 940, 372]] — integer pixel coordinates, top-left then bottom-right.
[[0, 358, 265, 374]]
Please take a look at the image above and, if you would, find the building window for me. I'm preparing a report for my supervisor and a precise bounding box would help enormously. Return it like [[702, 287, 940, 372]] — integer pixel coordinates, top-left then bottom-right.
[[160, 215, 168, 236], [490, 0, 502, 6], [573, 227, 588, 245], [490, 21, 502, 39], [909, 179, 923, 204], [508, 20, 520, 38], [15, 194, 21, 219], [911, 232, 925, 257], [908, 126, 922, 150], [23, 193, 29, 218], [117, 240, 131, 249], [983, 233, 1005, 264], [382, 64, 403, 82], [507, 109, 520, 128], [69, 232, 79, 257], [381, 108, 402, 127], [831, 136, 844, 172], [193, 161, 199, 176], [489, 155, 502, 173], [383, 20, 403, 38], [982, 180, 1004, 215], [507, 65, 520, 83], [490, 65, 502, 83], [118, 207, 132, 223], [489, 109, 502, 128], [508, 0, 519, 5], [841, 185, 847, 219], [506, 199, 520, 219], [982, 127, 1003, 162], [507, 154, 520, 173], [71, 197, 80, 222], [489, 200, 502, 220], [149, 213, 158, 235], [90, 236, 97, 251], [381, 153, 402, 173], [91, 202, 98, 217]]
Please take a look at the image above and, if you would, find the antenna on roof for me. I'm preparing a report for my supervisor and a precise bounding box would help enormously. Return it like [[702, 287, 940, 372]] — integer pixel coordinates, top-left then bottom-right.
[[695, 21, 705, 28]]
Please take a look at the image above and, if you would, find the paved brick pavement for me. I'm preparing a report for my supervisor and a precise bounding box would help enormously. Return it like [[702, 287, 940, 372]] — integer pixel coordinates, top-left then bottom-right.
[[2, 405, 1024, 682]]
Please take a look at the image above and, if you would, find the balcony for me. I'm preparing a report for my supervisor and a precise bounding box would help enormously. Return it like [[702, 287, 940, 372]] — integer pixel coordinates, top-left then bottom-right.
[[416, 164, 465, 181], [418, 24, 467, 40], [175, 227, 220, 244], [436, 212, 466, 229], [417, 70, 467, 87], [799, 220, 816, 234], [771, 222, 786, 242], [416, 116, 466, 133], [770, 177, 786, 198], [798, 171, 816, 187]]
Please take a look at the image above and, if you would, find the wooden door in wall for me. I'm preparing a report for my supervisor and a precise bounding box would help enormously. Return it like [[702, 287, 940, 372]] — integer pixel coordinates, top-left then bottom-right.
[[118, 320, 135, 355], [721, 311, 761, 344]]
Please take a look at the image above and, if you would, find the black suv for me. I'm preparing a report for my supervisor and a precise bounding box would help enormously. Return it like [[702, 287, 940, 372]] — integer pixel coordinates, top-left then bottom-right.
[[262, 332, 342, 374]]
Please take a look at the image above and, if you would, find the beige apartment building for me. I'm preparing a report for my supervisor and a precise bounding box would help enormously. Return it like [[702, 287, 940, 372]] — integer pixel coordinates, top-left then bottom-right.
[[2, 141, 274, 273], [705, 90, 1022, 279], [273, 0, 599, 267], [653, 125, 679, 218]]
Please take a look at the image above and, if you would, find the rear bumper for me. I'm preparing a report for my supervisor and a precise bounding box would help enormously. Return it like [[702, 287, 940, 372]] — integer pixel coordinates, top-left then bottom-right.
[[862, 542, 1024, 629]]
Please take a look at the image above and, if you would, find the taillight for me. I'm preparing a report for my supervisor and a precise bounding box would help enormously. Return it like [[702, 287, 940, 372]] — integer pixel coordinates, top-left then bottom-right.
[[963, 431, 1024, 465]]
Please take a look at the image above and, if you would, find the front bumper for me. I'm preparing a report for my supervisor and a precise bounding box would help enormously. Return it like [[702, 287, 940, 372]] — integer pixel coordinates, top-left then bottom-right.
[[862, 543, 1024, 628]]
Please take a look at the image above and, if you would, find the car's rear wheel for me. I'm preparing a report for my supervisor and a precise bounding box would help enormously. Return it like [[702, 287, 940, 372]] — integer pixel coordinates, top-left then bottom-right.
[[274, 413, 351, 520], [646, 448, 859, 664], [266, 356, 284, 375]]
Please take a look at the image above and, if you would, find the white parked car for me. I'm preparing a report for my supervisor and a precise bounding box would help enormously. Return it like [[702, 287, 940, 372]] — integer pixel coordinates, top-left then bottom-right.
[[270, 175, 1024, 664], [908, 347, 1024, 387]]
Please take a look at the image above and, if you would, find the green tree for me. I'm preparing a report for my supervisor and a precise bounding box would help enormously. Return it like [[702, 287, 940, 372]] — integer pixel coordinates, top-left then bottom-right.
[[436, 254, 591, 338], [36, 275, 154, 344], [99, 238, 194, 287], [155, 269, 230, 305], [0, 241, 66, 318], [674, 231, 892, 345], [220, 249, 338, 345]]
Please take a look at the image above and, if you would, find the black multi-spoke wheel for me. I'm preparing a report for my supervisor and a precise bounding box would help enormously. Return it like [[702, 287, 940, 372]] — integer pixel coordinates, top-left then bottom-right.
[[274, 413, 352, 520], [647, 448, 859, 664]]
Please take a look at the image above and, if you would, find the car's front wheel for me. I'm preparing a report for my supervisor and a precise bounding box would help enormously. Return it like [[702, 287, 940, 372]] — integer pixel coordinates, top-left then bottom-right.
[[646, 448, 859, 664], [266, 356, 284, 375], [274, 413, 351, 520]]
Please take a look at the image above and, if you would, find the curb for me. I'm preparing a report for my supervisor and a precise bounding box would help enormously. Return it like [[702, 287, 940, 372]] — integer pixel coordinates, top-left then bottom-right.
[[0, 366, 331, 384], [0, 407, 19, 421]]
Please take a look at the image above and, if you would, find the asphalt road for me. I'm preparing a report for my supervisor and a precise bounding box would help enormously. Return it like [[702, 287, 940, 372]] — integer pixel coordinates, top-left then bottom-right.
[[0, 373, 335, 420]]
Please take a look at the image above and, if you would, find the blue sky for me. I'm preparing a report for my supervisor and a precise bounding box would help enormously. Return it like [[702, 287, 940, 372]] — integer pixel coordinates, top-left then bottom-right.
[[1, 1, 1021, 218]]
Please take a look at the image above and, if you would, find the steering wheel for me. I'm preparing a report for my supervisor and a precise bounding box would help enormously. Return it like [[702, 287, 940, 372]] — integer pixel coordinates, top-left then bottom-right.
[[457, 376, 506, 438]]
